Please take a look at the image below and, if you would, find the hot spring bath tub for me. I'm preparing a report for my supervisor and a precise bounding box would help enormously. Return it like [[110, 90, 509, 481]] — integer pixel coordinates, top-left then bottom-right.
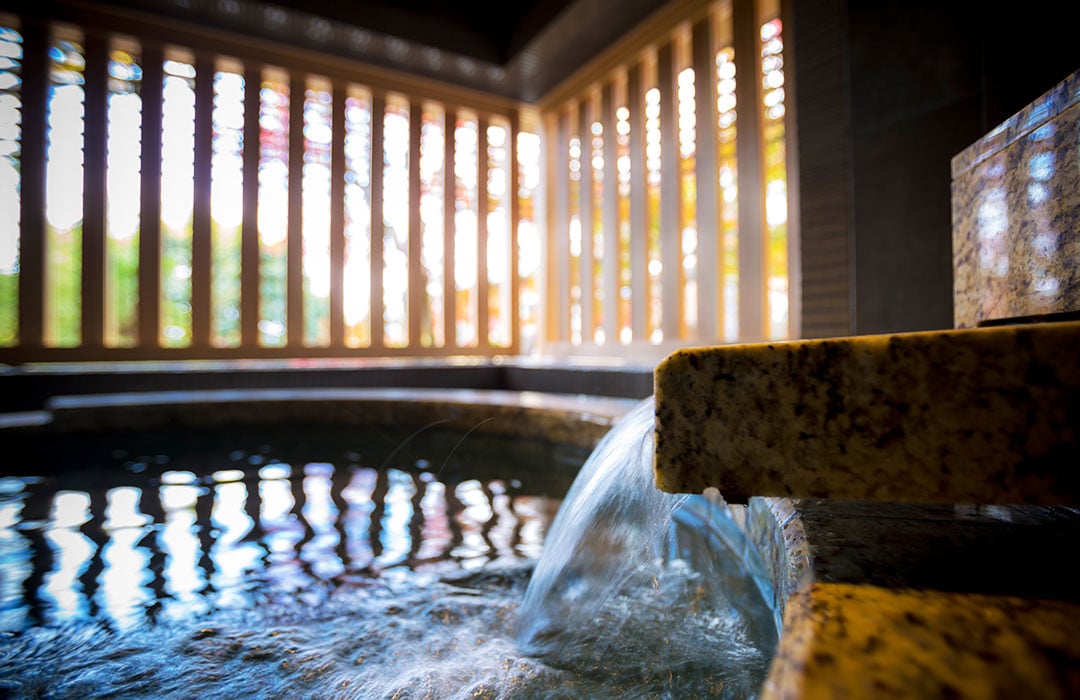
[[0, 382, 783, 698]]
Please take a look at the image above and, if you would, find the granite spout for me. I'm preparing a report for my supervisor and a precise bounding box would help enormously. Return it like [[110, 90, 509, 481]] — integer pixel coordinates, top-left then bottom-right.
[[652, 321, 1080, 504]]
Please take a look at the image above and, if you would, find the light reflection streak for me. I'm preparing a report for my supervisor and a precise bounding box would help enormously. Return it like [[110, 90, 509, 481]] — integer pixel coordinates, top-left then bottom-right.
[[210, 480, 260, 605], [4, 452, 558, 629], [298, 463, 344, 579], [416, 477, 450, 562], [0, 480, 31, 631], [454, 479, 493, 566], [104, 486, 151, 530], [376, 468, 416, 567], [342, 467, 378, 568], [42, 527, 93, 623], [159, 480, 205, 608], [99, 526, 152, 629]]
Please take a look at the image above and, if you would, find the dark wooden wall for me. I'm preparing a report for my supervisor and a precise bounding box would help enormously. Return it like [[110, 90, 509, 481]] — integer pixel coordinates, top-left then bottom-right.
[[792, 0, 1080, 336]]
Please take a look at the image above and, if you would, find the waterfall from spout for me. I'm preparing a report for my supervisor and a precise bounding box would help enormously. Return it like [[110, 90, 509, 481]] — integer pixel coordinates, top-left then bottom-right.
[[0, 397, 775, 698], [515, 396, 775, 696]]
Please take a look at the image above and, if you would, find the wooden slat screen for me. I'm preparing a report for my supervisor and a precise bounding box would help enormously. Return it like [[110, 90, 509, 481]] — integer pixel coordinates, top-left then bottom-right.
[[539, 0, 797, 353], [0, 9, 526, 362], [0, 0, 798, 364]]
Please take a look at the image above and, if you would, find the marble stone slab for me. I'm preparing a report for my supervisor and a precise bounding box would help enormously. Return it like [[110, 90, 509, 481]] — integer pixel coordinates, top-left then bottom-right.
[[653, 320, 1080, 504], [952, 70, 1080, 328], [762, 583, 1080, 699]]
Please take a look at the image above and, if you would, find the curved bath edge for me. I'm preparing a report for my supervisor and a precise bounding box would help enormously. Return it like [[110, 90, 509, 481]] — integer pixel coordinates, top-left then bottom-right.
[[0, 387, 643, 452]]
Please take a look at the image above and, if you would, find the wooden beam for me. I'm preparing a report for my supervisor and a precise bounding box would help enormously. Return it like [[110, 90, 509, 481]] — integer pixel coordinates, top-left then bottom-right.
[[138, 44, 164, 348], [369, 92, 386, 349], [241, 63, 262, 347], [601, 80, 619, 345], [627, 61, 648, 341], [577, 98, 593, 342], [286, 70, 305, 347], [330, 80, 347, 347], [81, 33, 108, 349], [550, 110, 571, 343], [408, 99, 423, 347], [782, 0, 802, 339], [657, 41, 681, 342], [190, 53, 214, 348], [477, 114, 490, 349], [18, 20, 48, 349], [693, 14, 720, 342], [443, 107, 457, 349], [734, 0, 765, 341], [508, 110, 522, 353]]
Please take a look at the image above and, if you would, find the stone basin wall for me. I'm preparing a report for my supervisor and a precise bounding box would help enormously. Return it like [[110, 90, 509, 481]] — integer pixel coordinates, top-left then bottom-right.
[[952, 70, 1080, 328]]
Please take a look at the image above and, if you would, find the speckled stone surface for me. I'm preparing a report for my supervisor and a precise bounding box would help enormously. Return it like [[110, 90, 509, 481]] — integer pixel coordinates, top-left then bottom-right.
[[952, 70, 1080, 328], [763, 583, 1080, 699], [653, 320, 1080, 504]]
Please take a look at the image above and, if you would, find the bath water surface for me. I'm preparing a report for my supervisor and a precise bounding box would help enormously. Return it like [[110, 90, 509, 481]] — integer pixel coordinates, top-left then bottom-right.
[[0, 400, 776, 698]]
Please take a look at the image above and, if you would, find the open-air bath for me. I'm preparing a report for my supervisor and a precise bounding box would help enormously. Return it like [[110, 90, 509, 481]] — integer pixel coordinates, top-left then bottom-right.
[[0, 392, 779, 698]]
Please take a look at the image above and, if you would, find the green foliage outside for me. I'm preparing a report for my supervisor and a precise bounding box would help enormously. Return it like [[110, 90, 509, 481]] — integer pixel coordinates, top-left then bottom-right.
[[212, 222, 241, 346], [46, 225, 81, 347], [259, 243, 287, 347], [303, 271, 329, 347], [1, 221, 300, 349], [161, 222, 192, 347], [0, 274, 15, 345], [106, 233, 140, 347]]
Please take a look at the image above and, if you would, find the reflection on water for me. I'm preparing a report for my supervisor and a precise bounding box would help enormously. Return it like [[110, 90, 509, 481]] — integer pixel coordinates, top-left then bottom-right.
[[0, 448, 558, 634], [0, 423, 775, 698]]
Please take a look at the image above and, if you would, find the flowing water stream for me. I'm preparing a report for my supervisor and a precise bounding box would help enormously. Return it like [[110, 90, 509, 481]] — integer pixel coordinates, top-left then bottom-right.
[[0, 398, 776, 698], [515, 397, 777, 697]]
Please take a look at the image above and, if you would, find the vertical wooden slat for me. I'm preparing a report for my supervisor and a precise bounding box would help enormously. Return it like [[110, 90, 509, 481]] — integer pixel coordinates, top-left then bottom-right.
[[627, 62, 648, 341], [329, 80, 347, 347], [508, 110, 521, 353], [191, 53, 214, 348], [781, 0, 801, 339], [369, 92, 386, 349], [600, 81, 619, 345], [407, 100, 423, 348], [18, 20, 48, 349], [550, 111, 570, 343], [733, 0, 765, 341], [476, 114, 490, 349], [81, 33, 108, 349], [657, 41, 681, 342], [443, 107, 457, 349], [577, 99, 593, 342], [138, 44, 163, 347], [693, 15, 720, 342], [241, 63, 261, 347], [286, 70, 305, 347]]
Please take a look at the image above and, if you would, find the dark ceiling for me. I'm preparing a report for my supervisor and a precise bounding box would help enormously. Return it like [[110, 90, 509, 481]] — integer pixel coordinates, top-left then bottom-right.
[[86, 0, 671, 101], [264, 0, 580, 65]]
